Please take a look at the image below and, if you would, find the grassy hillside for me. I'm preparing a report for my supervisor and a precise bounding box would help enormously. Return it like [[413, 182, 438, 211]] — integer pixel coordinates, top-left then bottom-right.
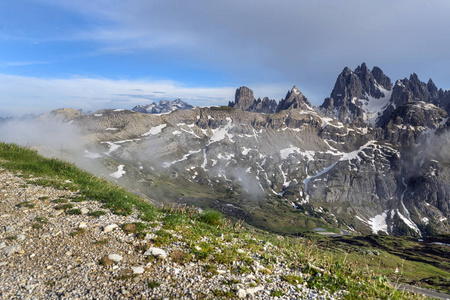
[[0, 142, 448, 298]]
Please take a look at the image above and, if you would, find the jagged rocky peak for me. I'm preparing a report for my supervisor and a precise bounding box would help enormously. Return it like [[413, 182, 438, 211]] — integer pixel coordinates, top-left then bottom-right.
[[229, 85, 311, 114], [229, 86, 278, 114], [329, 63, 392, 103], [372, 66, 392, 90], [319, 63, 394, 124], [231, 86, 256, 111], [132, 99, 193, 114], [391, 73, 440, 107], [276, 85, 312, 112]]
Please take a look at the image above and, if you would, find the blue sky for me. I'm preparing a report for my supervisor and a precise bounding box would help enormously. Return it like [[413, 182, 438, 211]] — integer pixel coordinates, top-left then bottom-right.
[[1, 0, 450, 117]]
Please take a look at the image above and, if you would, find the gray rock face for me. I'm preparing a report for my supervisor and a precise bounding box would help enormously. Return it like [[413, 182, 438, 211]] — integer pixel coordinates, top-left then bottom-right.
[[319, 63, 393, 124], [231, 86, 256, 111], [276, 86, 312, 112], [372, 66, 392, 90], [229, 86, 310, 113], [229, 86, 278, 113]]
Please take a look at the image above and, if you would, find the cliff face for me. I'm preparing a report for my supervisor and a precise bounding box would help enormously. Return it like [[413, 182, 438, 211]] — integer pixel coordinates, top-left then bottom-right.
[[228, 86, 310, 114]]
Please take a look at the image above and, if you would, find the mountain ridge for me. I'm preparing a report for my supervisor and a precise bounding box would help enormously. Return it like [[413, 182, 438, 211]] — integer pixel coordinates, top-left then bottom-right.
[[1, 63, 449, 239]]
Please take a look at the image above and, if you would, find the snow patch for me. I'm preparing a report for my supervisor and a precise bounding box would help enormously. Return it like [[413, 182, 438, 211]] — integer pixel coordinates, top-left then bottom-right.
[[280, 145, 315, 160], [360, 85, 393, 126], [83, 150, 102, 159], [163, 149, 202, 168], [368, 211, 389, 234], [110, 165, 125, 178], [209, 118, 234, 144], [142, 124, 167, 137]]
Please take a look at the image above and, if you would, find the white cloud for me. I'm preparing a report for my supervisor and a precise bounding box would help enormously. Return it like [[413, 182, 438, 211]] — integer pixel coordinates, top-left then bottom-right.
[[29, 1, 450, 92], [0, 74, 288, 117]]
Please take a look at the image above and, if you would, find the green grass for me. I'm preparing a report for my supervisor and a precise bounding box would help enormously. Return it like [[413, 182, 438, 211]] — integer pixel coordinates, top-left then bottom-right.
[[0, 142, 157, 221], [147, 280, 160, 289], [89, 210, 107, 217], [66, 208, 82, 215], [54, 203, 74, 210], [16, 201, 35, 208]]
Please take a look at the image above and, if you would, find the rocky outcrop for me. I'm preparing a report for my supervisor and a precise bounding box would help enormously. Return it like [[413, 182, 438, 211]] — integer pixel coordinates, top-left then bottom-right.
[[276, 86, 312, 112], [229, 86, 311, 113], [36, 108, 84, 122], [230, 86, 256, 111], [319, 63, 393, 124], [376, 73, 450, 127]]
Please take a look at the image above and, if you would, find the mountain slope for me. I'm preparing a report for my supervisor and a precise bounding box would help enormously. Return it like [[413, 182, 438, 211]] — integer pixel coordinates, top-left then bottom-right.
[[47, 100, 447, 237]]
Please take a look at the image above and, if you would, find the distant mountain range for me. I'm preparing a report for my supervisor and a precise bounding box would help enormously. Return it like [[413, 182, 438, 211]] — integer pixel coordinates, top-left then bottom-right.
[[3, 63, 449, 237], [132, 99, 194, 114]]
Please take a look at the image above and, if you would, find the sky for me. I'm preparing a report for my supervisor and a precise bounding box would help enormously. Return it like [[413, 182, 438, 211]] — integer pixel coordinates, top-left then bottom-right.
[[1, 0, 450, 117]]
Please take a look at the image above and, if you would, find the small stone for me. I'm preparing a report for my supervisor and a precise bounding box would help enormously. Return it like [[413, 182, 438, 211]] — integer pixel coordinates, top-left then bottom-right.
[[121, 288, 130, 296], [80, 208, 89, 214], [144, 233, 157, 240], [108, 254, 123, 262], [78, 222, 87, 229], [65, 251, 72, 256], [103, 224, 118, 233], [143, 247, 168, 259], [30, 253, 35, 258], [2, 245, 21, 256], [217, 270, 227, 274], [16, 234, 26, 241], [4, 225, 14, 233], [237, 249, 245, 254], [194, 246, 202, 251], [247, 286, 264, 297], [132, 266, 145, 274], [0, 261, 7, 266], [237, 289, 247, 298], [238, 286, 263, 298], [0, 242, 6, 250], [54, 210, 64, 216]]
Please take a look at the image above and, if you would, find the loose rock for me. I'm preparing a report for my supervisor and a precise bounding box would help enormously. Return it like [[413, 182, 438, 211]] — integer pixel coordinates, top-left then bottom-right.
[[1, 245, 21, 256], [108, 254, 123, 262], [143, 247, 168, 259], [103, 224, 118, 233]]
